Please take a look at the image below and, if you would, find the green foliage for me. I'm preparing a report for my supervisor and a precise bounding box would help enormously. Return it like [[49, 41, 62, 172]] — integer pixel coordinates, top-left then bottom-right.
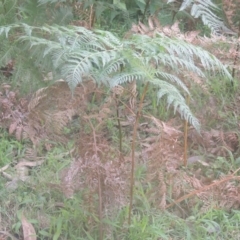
[[0, 0, 235, 96], [167, 0, 231, 34], [0, 1, 240, 239], [0, 23, 233, 129], [2, 174, 240, 239], [0, 130, 23, 167], [0, 0, 75, 92]]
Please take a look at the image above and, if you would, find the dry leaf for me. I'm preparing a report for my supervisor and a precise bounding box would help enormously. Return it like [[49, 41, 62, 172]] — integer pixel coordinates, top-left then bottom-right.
[[9, 121, 18, 135], [15, 160, 44, 168], [187, 155, 204, 164], [0, 164, 10, 172], [21, 214, 37, 240], [0, 231, 18, 240]]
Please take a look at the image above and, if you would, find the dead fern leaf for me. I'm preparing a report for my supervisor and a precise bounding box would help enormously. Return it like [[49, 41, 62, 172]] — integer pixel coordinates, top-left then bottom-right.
[[9, 121, 18, 135], [60, 158, 82, 198], [188, 128, 239, 157], [222, 0, 240, 33], [15, 125, 23, 141], [128, 80, 137, 110], [21, 214, 37, 240], [28, 87, 47, 112]]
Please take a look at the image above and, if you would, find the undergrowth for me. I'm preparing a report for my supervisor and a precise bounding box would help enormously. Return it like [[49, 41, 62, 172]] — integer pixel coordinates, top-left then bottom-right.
[[1, 144, 240, 240], [1, 1, 240, 239], [1, 77, 240, 239]]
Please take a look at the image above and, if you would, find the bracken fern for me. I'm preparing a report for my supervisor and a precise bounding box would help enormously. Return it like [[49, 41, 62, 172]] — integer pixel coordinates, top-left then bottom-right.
[[168, 0, 235, 35], [0, 23, 233, 130]]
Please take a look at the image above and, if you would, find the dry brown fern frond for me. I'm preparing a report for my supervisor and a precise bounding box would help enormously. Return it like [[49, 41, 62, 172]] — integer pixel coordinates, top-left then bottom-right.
[[129, 16, 162, 37], [140, 117, 186, 211], [45, 109, 76, 135], [71, 109, 131, 217], [27, 87, 48, 112], [0, 84, 27, 140], [195, 35, 240, 75], [23, 80, 95, 145], [130, 16, 200, 42], [128, 80, 137, 110], [142, 119, 183, 167], [61, 138, 129, 218], [222, 0, 240, 33], [0, 60, 14, 77], [146, 168, 210, 216], [140, 115, 240, 213], [71, 1, 95, 29], [0, 80, 99, 146], [53, 0, 95, 29], [60, 158, 82, 198], [198, 177, 240, 213], [188, 128, 239, 157], [166, 170, 240, 213]]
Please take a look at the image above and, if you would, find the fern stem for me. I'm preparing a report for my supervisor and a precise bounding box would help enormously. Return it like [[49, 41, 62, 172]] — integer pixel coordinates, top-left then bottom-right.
[[90, 4, 95, 28], [115, 98, 123, 154], [183, 94, 190, 166], [88, 119, 103, 240], [128, 81, 149, 226], [98, 168, 103, 240]]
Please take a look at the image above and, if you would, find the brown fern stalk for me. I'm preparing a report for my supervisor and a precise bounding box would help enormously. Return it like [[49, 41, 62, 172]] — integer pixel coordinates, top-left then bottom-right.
[[115, 97, 123, 154], [97, 168, 103, 240], [183, 94, 190, 166], [88, 120, 103, 240], [128, 82, 149, 225], [89, 4, 95, 28]]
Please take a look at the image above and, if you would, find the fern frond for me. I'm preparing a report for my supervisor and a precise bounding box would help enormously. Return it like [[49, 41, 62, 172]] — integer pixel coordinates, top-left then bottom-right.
[[0, 38, 16, 66], [155, 71, 189, 94], [0, 23, 233, 130], [61, 50, 121, 90], [168, 0, 232, 35], [110, 72, 144, 88], [91, 58, 125, 85], [51, 6, 74, 25], [150, 79, 199, 129], [103, 58, 125, 75], [131, 33, 231, 79]]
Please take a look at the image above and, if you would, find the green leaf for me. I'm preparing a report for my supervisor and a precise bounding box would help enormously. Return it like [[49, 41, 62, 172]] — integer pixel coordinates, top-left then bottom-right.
[[113, 0, 127, 10]]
